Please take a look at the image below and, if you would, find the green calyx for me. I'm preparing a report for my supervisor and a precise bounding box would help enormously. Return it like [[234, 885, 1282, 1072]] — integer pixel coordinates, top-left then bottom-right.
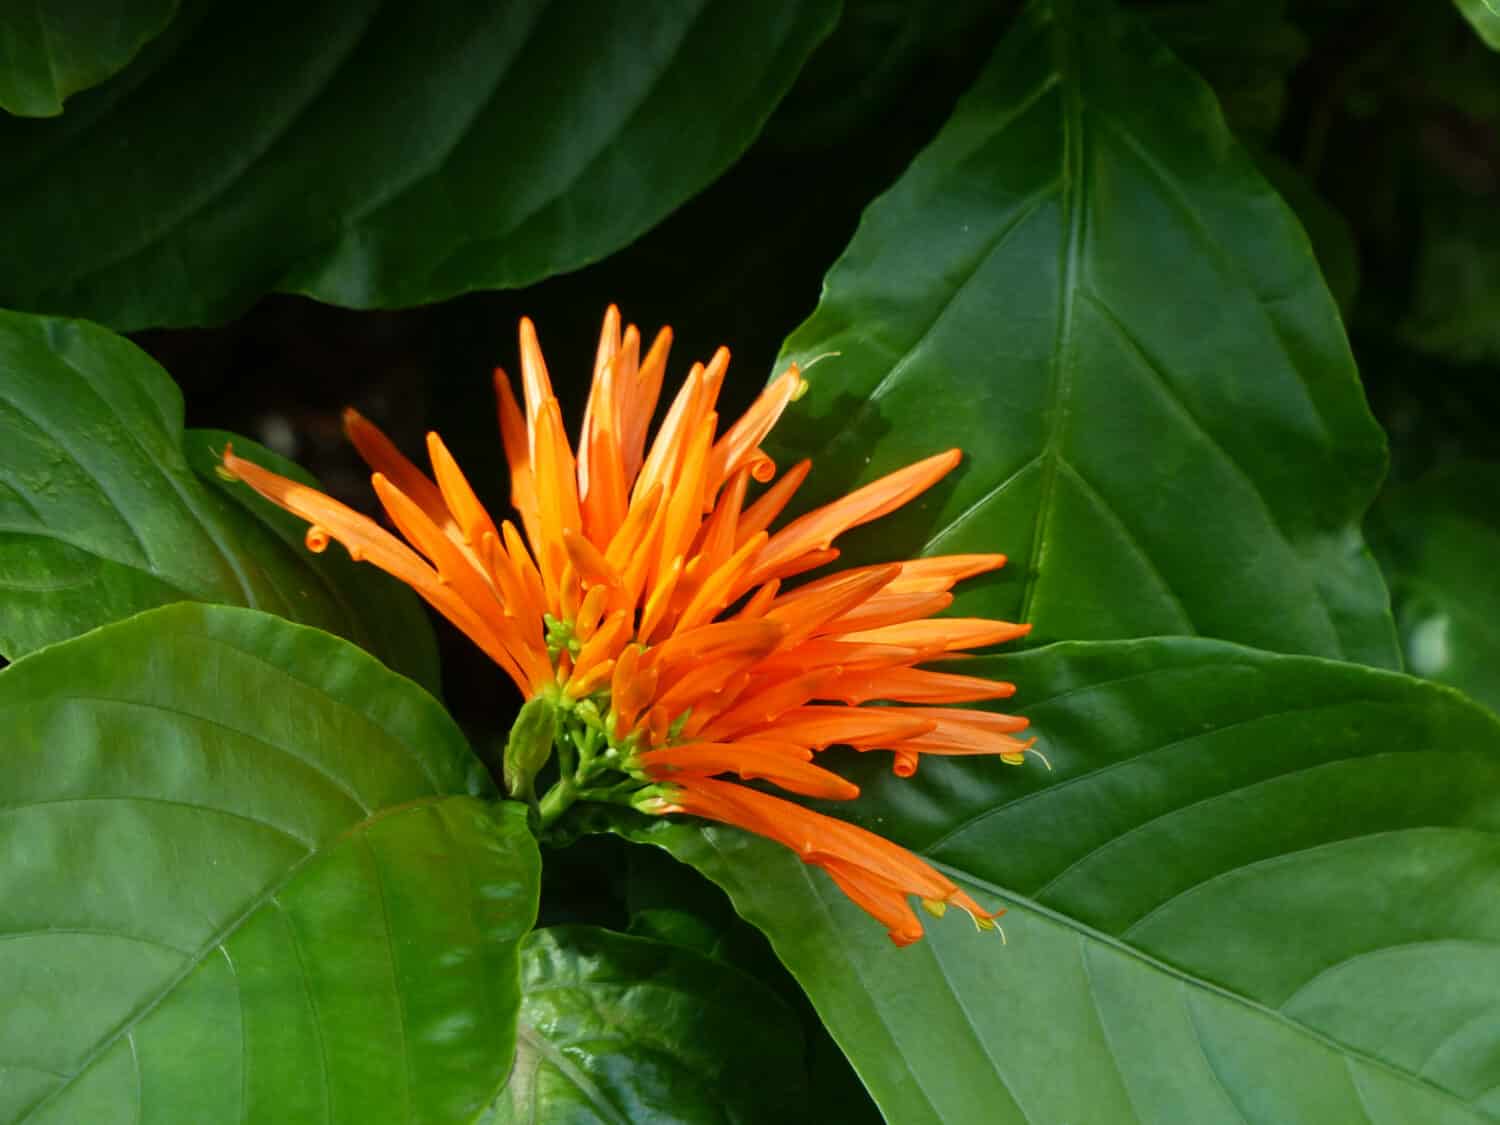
[[510, 680, 664, 832]]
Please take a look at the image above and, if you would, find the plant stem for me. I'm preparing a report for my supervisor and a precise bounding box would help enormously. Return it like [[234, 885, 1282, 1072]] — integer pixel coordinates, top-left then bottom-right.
[[536, 778, 577, 828]]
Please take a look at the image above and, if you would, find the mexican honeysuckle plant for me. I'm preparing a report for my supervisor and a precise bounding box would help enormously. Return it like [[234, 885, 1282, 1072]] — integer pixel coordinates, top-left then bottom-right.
[[2, 1, 1499, 1123]]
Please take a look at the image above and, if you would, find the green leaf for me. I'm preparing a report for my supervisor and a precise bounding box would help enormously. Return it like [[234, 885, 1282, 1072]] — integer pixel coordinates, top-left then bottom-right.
[[1253, 148, 1360, 320], [633, 637, 1500, 1124], [1139, 0, 1307, 143], [0, 0, 177, 117], [0, 603, 540, 1123], [1456, 0, 1500, 50], [0, 0, 838, 330], [0, 310, 439, 692], [484, 926, 808, 1125], [773, 0, 1398, 668], [1368, 460, 1500, 716], [1401, 191, 1500, 364]]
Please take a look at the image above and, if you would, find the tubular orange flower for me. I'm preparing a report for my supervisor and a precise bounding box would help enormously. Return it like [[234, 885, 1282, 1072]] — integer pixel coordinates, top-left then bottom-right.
[[220, 308, 1037, 946]]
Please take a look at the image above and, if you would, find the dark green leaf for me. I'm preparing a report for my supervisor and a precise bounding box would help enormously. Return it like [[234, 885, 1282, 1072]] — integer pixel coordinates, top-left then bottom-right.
[[1369, 460, 1500, 715], [0, 603, 539, 1123], [0, 311, 439, 691], [0, 0, 177, 117], [1253, 149, 1360, 319], [773, 0, 1397, 667], [1456, 0, 1500, 49], [484, 926, 807, 1125], [621, 845, 885, 1125], [1401, 192, 1500, 364], [1139, 0, 1307, 142], [634, 636, 1500, 1124], [764, 0, 1006, 150], [0, 0, 838, 330]]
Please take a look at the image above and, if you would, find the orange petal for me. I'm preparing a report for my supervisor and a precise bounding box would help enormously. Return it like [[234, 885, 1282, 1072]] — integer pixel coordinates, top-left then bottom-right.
[[563, 529, 623, 590], [839, 618, 1031, 651], [700, 669, 838, 740], [494, 368, 540, 545], [673, 530, 768, 635], [888, 554, 1008, 593], [342, 408, 456, 538], [822, 667, 1019, 705], [654, 652, 769, 715], [708, 367, 804, 493], [518, 317, 558, 421], [693, 466, 750, 574], [763, 564, 900, 649], [640, 743, 859, 801], [620, 325, 673, 481], [635, 363, 706, 504], [662, 778, 982, 937], [753, 705, 937, 750], [750, 450, 961, 583], [645, 619, 787, 688], [222, 448, 538, 693], [737, 459, 811, 546], [754, 640, 922, 678], [579, 308, 631, 545], [734, 579, 781, 621], [820, 591, 953, 636], [611, 644, 658, 738], [819, 858, 928, 947], [426, 431, 499, 548], [574, 584, 612, 642], [639, 554, 685, 645]]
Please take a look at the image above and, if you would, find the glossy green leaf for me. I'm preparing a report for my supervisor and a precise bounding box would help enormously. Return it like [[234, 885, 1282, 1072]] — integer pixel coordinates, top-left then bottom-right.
[[0, 0, 177, 117], [0, 0, 837, 330], [633, 636, 1500, 1124], [0, 603, 539, 1123], [1369, 460, 1500, 715], [1456, 0, 1500, 49], [0, 311, 439, 691], [484, 926, 807, 1125], [621, 845, 886, 1125], [773, 0, 1397, 667]]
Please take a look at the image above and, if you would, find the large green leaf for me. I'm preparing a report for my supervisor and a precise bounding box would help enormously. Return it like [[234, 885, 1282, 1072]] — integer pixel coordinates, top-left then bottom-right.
[[1456, 0, 1500, 50], [773, 0, 1397, 668], [0, 310, 439, 691], [0, 603, 538, 1123], [485, 926, 808, 1124], [1369, 460, 1500, 715], [0, 0, 837, 330], [0, 0, 177, 117], [632, 637, 1500, 1124]]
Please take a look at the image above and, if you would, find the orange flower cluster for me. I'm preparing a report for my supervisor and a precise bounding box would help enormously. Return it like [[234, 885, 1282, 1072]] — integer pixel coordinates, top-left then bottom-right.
[[221, 308, 1034, 945]]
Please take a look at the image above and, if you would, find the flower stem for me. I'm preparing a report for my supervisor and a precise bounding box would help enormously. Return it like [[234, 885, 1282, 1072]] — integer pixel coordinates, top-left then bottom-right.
[[536, 777, 577, 828]]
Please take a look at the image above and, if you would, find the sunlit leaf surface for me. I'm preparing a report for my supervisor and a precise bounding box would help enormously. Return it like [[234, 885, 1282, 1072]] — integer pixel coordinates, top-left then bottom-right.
[[0, 605, 538, 1124]]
